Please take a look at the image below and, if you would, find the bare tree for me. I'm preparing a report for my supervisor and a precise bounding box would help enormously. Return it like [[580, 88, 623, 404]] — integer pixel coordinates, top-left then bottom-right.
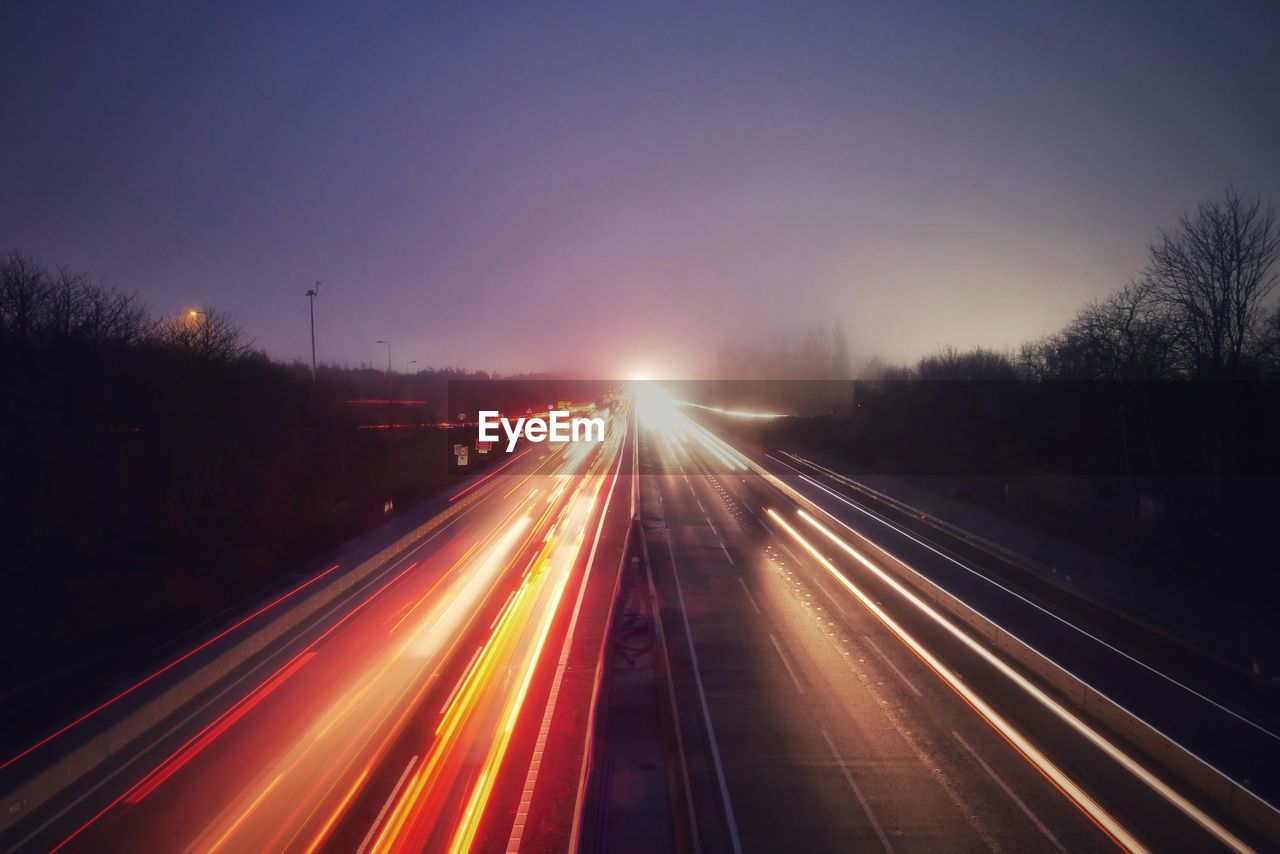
[[1260, 304, 1280, 379], [917, 345, 1018, 380], [154, 306, 255, 362], [1021, 280, 1180, 381], [0, 251, 51, 348], [1145, 186, 1280, 378], [0, 251, 148, 349]]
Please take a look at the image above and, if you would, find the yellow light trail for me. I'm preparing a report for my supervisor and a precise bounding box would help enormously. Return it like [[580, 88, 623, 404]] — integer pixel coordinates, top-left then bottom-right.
[[369, 417, 622, 852]]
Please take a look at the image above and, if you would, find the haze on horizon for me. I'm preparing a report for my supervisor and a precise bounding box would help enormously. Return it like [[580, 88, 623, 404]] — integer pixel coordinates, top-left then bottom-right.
[[3, 1, 1278, 378]]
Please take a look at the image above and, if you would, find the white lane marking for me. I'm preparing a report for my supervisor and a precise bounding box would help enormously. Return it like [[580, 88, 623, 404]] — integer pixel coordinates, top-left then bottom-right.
[[821, 728, 894, 852], [720, 543, 735, 565], [775, 539, 805, 569], [862, 635, 923, 699], [489, 589, 517, 630], [768, 633, 804, 694], [532, 440, 625, 854], [737, 577, 762, 615], [952, 730, 1066, 853], [777, 474, 1264, 851], [357, 755, 419, 854], [817, 582, 844, 611], [665, 531, 743, 854], [773, 509, 1150, 852], [440, 647, 484, 714], [778, 454, 1280, 746], [706, 517, 719, 537], [17, 504, 478, 853], [696, 498, 707, 513]]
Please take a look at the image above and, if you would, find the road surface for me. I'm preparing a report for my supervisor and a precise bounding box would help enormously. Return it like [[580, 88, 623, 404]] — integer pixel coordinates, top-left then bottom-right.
[[626, 387, 1269, 853], [0, 406, 632, 853]]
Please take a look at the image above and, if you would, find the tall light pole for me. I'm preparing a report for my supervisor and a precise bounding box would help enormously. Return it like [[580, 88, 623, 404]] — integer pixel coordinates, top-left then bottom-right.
[[376, 339, 392, 399], [305, 282, 320, 384]]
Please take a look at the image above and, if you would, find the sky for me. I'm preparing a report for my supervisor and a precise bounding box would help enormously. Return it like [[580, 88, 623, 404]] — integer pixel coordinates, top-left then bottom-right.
[[3, 1, 1279, 377]]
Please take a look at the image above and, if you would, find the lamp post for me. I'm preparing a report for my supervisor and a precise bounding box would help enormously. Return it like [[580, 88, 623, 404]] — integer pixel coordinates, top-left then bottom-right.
[[376, 339, 392, 399], [405, 359, 417, 398], [305, 282, 320, 384]]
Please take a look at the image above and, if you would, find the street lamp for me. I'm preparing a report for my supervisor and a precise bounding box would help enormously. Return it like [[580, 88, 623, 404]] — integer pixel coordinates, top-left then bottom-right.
[[305, 282, 320, 384], [188, 309, 210, 354], [376, 339, 392, 398]]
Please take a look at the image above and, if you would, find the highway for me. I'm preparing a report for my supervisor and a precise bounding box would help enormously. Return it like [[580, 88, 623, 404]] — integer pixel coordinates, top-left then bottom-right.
[[4, 385, 1276, 854], [0, 406, 632, 853], [629, 386, 1272, 853]]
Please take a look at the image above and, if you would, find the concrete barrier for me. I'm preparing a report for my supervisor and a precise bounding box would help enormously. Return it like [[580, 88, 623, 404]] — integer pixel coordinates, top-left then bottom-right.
[[1, 479, 499, 835]]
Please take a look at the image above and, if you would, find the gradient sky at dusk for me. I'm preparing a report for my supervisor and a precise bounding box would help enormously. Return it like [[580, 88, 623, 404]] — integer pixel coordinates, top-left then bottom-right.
[[4, 1, 1279, 376]]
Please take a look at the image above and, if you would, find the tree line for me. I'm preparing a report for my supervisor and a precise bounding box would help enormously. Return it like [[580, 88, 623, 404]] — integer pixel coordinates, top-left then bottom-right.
[[864, 187, 1280, 383], [0, 251, 492, 730]]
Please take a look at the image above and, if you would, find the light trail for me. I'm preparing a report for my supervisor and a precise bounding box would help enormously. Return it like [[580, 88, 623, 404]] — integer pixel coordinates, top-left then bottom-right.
[[766, 508, 1147, 853], [32, 406, 629, 854], [365, 415, 625, 852], [1, 562, 342, 774]]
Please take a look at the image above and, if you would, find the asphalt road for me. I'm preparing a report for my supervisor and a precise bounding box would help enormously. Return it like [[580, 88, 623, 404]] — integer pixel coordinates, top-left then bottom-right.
[[634, 395, 1269, 853], [0, 408, 632, 853]]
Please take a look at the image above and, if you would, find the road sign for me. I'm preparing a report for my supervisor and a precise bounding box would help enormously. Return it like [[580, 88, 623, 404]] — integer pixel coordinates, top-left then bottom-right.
[[457, 452, 468, 466], [476, 441, 492, 454]]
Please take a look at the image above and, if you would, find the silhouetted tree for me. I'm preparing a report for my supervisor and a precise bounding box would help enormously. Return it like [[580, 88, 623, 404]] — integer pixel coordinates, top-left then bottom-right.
[[1259, 304, 1280, 379], [154, 306, 255, 363], [1019, 280, 1179, 380], [0, 251, 148, 350], [1145, 186, 1280, 378], [917, 345, 1018, 380]]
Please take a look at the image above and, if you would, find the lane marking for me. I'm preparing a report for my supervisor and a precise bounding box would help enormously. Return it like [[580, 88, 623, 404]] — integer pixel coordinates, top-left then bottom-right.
[[665, 531, 743, 854], [1, 563, 342, 773], [768, 633, 804, 694], [124, 652, 317, 804], [862, 635, 923, 699], [952, 731, 1066, 853], [636, 428, 703, 852], [440, 647, 485, 715], [816, 582, 845, 611], [768, 509, 1148, 853], [720, 543, 735, 565], [737, 578, 762, 615], [356, 755, 419, 854], [777, 454, 1280, 746], [788, 495, 1256, 852], [519, 438, 624, 853], [37, 527, 458, 853], [821, 728, 893, 852], [489, 589, 518, 631]]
